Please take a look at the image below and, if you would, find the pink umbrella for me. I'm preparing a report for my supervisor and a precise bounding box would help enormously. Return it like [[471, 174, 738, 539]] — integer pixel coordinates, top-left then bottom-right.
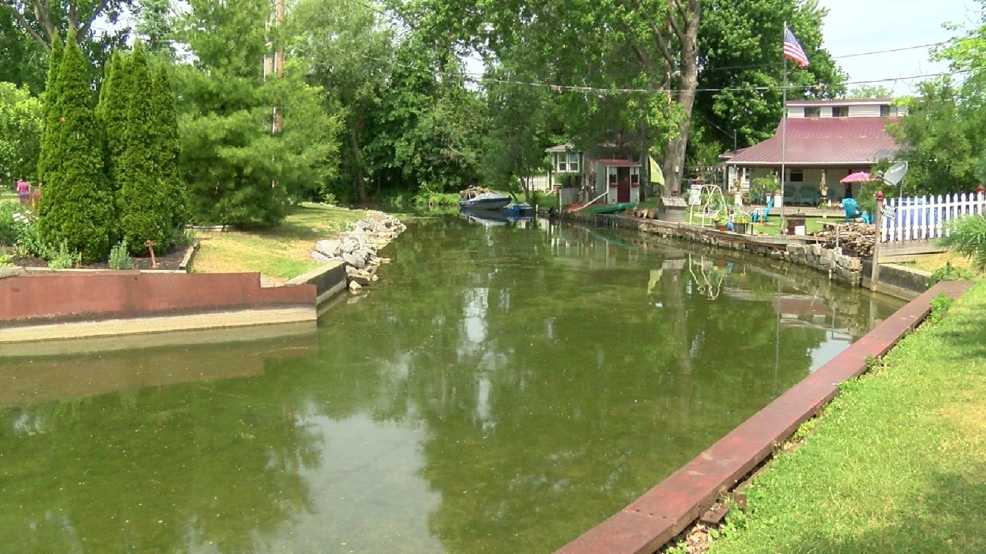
[[840, 171, 874, 183]]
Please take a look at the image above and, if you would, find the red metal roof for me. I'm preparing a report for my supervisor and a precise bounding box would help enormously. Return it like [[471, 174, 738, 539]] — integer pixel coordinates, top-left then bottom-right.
[[727, 117, 901, 166]]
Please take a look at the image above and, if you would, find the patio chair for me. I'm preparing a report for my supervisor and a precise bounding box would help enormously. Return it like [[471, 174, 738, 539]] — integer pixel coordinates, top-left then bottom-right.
[[842, 198, 861, 222], [752, 195, 774, 223]]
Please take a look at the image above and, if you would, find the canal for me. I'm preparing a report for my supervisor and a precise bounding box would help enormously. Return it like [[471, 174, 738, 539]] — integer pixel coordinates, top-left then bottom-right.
[[0, 214, 905, 554]]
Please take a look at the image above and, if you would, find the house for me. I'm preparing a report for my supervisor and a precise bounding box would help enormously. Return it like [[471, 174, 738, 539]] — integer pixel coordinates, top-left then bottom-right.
[[725, 98, 906, 206], [545, 143, 643, 206]]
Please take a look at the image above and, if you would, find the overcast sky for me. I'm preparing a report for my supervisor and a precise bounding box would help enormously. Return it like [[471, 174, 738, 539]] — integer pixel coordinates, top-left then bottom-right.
[[820, 0, 980, 93]]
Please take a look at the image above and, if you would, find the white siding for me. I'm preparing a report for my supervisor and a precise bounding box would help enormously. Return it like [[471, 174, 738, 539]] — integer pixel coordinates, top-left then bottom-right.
[[850, 104, 881, 117]]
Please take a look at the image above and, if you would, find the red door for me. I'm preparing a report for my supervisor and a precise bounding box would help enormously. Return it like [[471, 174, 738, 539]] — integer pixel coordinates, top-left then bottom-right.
[[617, 168, 631, 202]]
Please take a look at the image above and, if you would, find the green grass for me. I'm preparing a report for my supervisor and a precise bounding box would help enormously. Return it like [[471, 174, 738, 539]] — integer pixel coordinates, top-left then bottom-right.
[[0, 191, 17, 205], [708, 280, 986, 554], [747, 218, 830, 236], [190, 203, 366, 280]]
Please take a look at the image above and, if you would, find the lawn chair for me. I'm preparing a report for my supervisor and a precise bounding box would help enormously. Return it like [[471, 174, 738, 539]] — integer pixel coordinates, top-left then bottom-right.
[[842, 198, 861, 222], [752, 195, 774, 223]]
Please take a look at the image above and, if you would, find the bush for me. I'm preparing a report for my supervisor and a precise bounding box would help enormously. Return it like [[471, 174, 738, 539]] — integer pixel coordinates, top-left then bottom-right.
[[928, 262, 975, 286], [109, 239, 135, 269], [47, 240, 81, 269], [0, 203, 29, 246]]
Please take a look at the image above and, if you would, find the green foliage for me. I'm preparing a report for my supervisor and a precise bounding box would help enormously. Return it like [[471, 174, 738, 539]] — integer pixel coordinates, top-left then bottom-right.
[[0, 9, 48, 93], [150, 66, 188, 231], [928, 262, 976, 286], [0, 82, 43, 184], [109, 238, 136, 269], [0, 203, 32, 245], [96, 51, 131, 192], [47, 240, 82, 268], [175, 0, 341, 226], [114, 43, 173, 253], [37, 35, 62, 187], [691, 0, 846, 167], [36, 35, 114, 263], [938, 214, 986, 272], [927, 291, 954, 324], [135, 0, 175, 57]]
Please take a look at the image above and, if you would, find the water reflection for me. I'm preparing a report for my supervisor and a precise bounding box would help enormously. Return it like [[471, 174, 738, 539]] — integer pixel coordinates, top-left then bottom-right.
[[0, 216, 905, 554]]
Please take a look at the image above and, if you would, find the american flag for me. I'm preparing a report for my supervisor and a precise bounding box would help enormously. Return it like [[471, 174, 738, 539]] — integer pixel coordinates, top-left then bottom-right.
[[784, 28, 810, 68]]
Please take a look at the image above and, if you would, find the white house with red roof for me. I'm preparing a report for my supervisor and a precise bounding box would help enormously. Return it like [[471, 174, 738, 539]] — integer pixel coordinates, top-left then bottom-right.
[[724, 98, 906, 206]]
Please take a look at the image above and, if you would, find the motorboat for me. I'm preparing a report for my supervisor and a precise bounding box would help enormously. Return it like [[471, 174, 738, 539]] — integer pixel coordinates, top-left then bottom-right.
[[459, 188, 511, 211]]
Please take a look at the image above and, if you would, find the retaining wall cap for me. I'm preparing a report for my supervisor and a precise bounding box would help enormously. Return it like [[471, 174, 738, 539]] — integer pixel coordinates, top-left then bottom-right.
[[0, 267, 26, 279]]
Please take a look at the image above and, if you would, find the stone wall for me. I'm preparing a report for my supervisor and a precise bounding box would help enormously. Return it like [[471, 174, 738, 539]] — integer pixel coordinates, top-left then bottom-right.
[[776, 243, 863, 286]]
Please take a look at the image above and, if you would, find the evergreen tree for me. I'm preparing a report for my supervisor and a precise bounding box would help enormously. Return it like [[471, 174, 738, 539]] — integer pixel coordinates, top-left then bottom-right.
[[37, 36, 113, 262], [96, 51, 133, 192], [150, 65, 188, 231], [116, 43, 173, 253], [136, 0, 175, 58], [36, 35, 62, 187]]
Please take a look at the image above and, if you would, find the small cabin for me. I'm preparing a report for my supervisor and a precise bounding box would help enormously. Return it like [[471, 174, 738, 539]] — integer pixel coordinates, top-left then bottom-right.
[[595, 160, 641, 204]]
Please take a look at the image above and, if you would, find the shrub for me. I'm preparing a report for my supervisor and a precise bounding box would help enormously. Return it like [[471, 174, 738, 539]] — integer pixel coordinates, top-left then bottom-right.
[[928, 262, 975, 287], [0, 203, 29, 246], [47, 240, 81, 269], [109, 239, 135, 269]]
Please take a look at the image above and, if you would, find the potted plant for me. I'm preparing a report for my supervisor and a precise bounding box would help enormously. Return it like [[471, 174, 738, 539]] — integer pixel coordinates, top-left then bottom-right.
[[733, 211, 751, 234], [714, 213, 730, 231], [752, 172, 782, 207]]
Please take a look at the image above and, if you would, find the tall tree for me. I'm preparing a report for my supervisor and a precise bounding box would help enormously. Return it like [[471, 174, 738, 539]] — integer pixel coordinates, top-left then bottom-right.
[[0, 8, 47, 92], [0, 82, 43, 185], [150, 65, 187, 231], [36, 35, 62, 187], [890, 6, 986, 195], [37, 34, 113, 261], [114, 43, 173, 252], [174, 0, 340, 225], [691, 0, 845, 168], [287, 0, 393, 203], [134, 0, 173, 57]]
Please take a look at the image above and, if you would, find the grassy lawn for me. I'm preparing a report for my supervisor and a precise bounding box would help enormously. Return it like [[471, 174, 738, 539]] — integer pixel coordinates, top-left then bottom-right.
[[190, 203, 365, 280], [0, 191, 17, 205], [707, 280, 986, 554]]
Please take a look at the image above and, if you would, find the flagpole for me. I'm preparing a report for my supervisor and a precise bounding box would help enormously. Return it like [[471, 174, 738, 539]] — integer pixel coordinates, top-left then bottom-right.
[[780, 23, 787, 228]]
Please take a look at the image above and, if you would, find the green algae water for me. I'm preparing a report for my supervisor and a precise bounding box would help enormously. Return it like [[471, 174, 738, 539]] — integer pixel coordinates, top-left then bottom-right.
[[0, 215, 906, 554]]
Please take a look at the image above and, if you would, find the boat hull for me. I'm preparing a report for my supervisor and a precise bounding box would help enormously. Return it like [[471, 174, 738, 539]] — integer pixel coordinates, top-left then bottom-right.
[[460, 197, 511, 210]]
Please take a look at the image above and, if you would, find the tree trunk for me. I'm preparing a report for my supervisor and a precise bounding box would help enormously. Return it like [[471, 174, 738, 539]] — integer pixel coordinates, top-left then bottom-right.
[[661, 0, 701, 195], [350, 125, 367, 203]]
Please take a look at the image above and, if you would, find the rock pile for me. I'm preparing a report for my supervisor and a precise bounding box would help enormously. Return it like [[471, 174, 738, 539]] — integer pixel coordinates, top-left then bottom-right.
[[311, 212, 406, 292], [812, 223, 875, 258]]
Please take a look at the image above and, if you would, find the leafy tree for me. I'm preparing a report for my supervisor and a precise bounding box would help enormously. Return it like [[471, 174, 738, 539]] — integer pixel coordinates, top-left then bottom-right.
[[0, 8, 47, 93], [483, 59, 554, 202], [690, 0, 845, 169], [0, 0, 132, 75], [0, 82, 43, 186], [939, 214, 986, 271], [174, 0, 340, 225], [37, 35, 113, 261], [889, 7, 986, 195], [287, 0, 393, 203], [846, 84, 894, 99]]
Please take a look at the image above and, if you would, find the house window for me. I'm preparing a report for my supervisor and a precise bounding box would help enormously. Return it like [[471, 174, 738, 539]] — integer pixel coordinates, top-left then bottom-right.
[[556, 154, 567, 173], [568, 153, 580, 173], [880, 105, 898, 117], [832, 106, 849, 117], [790, 170, 804, 182], [804, 107, 820, 118]]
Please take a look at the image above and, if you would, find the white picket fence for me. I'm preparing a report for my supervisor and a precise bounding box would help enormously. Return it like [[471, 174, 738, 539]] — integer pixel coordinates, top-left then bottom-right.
[[881, 192, 986, 243]]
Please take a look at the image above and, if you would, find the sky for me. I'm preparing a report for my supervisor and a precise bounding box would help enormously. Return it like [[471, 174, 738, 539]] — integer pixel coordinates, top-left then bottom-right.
[[820, 0, 981, 94]]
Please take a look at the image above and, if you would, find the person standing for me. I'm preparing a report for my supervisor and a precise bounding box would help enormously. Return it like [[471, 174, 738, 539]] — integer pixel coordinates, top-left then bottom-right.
[[16, 180, 31, 204]]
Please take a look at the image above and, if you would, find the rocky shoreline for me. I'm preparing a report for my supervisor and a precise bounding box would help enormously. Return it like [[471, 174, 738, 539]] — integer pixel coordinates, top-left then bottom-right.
[[310, 211, 406, 293]]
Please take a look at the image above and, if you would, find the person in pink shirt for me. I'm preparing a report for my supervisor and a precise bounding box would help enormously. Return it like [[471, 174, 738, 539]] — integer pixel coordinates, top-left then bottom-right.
[[16, 180, 31, 203]]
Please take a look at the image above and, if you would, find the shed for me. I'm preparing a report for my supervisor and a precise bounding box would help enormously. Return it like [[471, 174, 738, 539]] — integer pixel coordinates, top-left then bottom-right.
[[594, 159, 642, 204]]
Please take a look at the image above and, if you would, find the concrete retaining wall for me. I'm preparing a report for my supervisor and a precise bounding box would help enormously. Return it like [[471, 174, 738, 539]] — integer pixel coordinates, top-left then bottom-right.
[[285, 261, 348, 307], [0, 272, 317, 343]]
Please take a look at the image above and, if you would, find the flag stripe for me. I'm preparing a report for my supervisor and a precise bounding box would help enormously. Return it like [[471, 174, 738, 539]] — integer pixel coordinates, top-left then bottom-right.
[[784, 28, 810, 67]]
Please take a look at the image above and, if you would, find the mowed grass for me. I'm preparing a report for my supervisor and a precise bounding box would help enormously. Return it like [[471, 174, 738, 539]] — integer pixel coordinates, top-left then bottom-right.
[[708, 280, 986, 554], [191, 203, 366, 280], [0, 191, 17, 205]]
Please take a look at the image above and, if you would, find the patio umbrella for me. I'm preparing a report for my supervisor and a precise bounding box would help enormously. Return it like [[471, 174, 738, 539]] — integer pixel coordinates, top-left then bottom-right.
[[840, 171, 873, 183]]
